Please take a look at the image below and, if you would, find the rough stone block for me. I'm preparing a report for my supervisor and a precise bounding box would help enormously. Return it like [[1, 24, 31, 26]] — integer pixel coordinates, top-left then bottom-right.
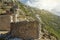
[[10, 21, 39, 39], [0, 15, 10, 31]]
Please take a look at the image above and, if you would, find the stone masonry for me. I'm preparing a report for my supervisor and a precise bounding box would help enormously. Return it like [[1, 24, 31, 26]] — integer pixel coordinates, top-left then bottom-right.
[[0, 15, 10, 31]]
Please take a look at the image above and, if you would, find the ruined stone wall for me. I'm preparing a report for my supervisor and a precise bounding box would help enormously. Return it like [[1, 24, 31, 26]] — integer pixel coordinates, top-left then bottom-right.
[[10, 21, 39, 39], [0, 15, 10, 31]]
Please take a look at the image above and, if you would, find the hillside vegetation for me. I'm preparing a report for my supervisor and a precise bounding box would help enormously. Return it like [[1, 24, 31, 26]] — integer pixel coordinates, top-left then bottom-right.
[[18, 2, 60, 40]]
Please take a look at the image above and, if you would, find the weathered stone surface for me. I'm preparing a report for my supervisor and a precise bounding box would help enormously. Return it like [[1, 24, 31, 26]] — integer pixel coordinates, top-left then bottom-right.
[[0, 15, 10, 31], [10, 21, 39, 39]]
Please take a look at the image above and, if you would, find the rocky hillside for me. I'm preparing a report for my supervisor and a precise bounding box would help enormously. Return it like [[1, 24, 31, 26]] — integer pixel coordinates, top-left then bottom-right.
[[0, 0, 60, 40], [18, 2, 60, 40]]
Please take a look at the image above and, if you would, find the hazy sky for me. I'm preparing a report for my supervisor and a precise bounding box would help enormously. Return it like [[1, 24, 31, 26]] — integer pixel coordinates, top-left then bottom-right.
[[20, 0, 60, 16]]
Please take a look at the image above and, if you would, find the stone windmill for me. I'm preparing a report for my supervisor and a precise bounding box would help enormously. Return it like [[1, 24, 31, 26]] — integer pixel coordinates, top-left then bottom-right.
[[9, 0, 19, 22], [2, 0, 19, 22]]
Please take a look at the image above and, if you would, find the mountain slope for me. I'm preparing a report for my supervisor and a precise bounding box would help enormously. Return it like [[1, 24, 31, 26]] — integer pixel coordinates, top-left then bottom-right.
[[36, 9, 60, 40], [18, 2, 60, 40]]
